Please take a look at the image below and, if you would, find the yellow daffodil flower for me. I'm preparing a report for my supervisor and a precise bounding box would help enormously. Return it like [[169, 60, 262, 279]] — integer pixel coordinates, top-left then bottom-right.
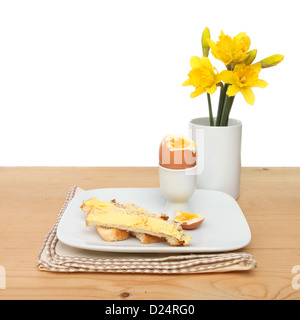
[[207, 31, 251, 67], [220, 63, 268, 105], [183, 56, 221, 98], [259, 54, 284, 68]]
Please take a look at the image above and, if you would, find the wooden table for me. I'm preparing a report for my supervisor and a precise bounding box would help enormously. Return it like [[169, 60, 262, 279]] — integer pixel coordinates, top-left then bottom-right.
[[0, 167, 300, 300]]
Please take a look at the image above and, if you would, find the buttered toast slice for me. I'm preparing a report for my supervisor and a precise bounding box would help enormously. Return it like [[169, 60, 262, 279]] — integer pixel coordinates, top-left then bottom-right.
[[81, 198, 167, 244], [81, 198, 168, 220], [85, 203, 192, 247]]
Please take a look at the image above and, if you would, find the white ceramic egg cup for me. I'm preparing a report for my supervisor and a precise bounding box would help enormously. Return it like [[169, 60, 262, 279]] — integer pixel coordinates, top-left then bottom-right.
[[158, 165, 197, 218]]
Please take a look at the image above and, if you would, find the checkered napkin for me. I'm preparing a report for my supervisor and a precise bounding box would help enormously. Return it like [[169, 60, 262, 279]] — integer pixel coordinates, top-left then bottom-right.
[[36, 186, 257, 274]]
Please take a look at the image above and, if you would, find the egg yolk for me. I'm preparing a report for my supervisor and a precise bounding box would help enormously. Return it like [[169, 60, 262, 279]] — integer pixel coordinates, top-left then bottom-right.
[[174, 212, 199, 222]]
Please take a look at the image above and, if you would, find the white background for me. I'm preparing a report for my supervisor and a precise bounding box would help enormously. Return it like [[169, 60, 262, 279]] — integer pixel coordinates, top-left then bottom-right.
[[0, 0, 299, 166]]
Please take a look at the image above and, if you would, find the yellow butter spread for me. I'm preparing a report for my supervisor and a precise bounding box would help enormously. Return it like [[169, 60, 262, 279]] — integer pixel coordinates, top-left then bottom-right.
[[85, 201, 191, 245], [83, 198, 114, 210]]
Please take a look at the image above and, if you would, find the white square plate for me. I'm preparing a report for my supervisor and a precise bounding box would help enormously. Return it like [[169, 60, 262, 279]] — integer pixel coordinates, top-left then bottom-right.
[[57, 188, 251, 253]]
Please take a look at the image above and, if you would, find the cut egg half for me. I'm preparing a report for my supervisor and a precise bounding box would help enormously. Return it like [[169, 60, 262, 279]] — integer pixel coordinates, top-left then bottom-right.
[[174, 211, 205, 230]]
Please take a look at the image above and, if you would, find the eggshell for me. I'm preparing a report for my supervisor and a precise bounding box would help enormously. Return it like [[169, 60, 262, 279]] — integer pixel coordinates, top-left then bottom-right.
[[180, 218, 205, 230]]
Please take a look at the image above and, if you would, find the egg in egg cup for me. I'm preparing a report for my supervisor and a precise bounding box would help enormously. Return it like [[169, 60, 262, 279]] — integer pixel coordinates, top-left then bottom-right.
[[159, 134, 197, 217]]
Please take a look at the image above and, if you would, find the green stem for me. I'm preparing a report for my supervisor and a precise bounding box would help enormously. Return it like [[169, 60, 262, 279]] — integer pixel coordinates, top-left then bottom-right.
[[220, 94, 231, 126], [218, 64, 235, 126], [225, 96, 235, 126], [206, 93, 214, 126], [216, 85, 227, 126]]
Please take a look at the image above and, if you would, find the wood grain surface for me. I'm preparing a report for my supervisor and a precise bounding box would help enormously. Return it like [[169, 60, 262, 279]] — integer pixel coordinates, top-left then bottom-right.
[[0, 167, 300, 300]]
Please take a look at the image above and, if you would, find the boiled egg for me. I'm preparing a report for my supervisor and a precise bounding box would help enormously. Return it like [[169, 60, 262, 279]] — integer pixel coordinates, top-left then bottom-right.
[[159, 134, 196, 170]]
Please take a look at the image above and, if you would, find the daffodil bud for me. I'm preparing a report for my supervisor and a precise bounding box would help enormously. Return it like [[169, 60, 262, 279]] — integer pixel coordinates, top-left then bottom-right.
[[259, 54, 284, 68], [245, 49, 257, 65], [202, 27, 210, 57]]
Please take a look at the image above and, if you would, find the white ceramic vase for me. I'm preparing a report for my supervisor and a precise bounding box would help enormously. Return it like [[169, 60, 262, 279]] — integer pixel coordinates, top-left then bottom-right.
[[189, 117, 242, 200]]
